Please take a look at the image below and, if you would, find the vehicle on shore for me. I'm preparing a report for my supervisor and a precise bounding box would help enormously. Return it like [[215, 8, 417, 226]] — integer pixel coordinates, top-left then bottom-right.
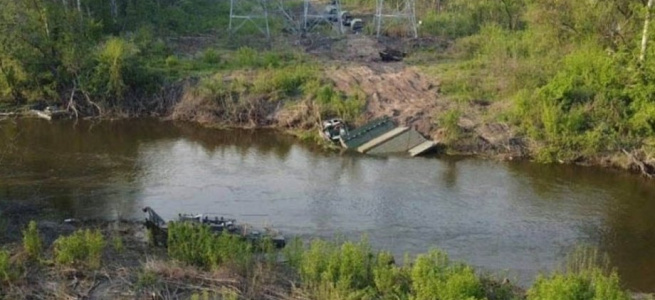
[[143, 206, 286, 248], [320, 118, 349, 142]]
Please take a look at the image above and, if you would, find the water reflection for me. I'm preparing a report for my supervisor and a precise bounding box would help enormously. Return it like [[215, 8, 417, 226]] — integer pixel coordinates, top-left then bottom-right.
[[2, 118, 655, 292]]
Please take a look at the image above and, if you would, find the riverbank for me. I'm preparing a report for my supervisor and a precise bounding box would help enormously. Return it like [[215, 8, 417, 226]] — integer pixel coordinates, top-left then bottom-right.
[[1, 216, 651, 300], [5, 50, 654, 180]]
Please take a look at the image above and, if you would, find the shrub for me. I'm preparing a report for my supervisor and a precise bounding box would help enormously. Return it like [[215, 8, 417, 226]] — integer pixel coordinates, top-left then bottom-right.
[[112, 236, 125, 253], [165, 55, 180, 67], [0, 249, 15, 283], [373, 251, 410, 299], [410, 250, 484, 300], [527, 270, 629, 300], [312, 84, 365, 122], [202, 48, 221, 65], [283, 237, 303, 270], [438, 109, 462, 143], [527, 247, 629, 300], [54, 229, 105, 269], [299, 238, 376, 296], [136, 269, 159, 289], [234, 47, 260, 68], [167, 222, 252, 270], [22, 221, 42, 260]]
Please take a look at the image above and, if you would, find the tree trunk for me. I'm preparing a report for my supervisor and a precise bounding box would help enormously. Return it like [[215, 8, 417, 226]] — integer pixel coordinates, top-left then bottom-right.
[[110, 0, 117, 22], [640, 0, 654, 62]]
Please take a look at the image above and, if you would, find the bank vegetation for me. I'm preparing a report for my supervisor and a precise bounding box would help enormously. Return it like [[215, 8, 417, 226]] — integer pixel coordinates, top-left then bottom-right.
[[2, 0, 655, 173], [0, 220, 647, 300]]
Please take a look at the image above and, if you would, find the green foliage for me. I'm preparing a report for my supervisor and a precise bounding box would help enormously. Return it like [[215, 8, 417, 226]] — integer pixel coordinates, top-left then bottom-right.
[[527, 270, 629, 300], [91, 37, 138, 100], [22, 221, 42, 261], [309, 84, 366, 122], [202, 48, 222, 65], [0, 249, 16, 283], [234, 47, 260, 68], [509, 44, 628, 162], [527, 247, 628, 300], [373, 251, 411, 299], [283, 237, 304, 270], [410, 250, 484, 300], [136, 269, 159, 289], [298, 238, 377, 298], [438, 109, 462, 143], [54, 229, 105, 269], [252, 64, 318, 97], [112, 236, 125, 253], [167, 222, 252, 270]]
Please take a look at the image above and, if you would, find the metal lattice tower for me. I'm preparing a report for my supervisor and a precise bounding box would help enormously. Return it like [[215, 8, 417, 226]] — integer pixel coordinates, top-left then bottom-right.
[[374, 0, 417, 38], [302, 0, 343, 34], [229, 0, 271, 39]]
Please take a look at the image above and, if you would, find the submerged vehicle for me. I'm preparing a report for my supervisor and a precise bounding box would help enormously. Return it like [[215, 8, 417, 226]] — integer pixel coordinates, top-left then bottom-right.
[[143, 206, 286, 248], [320, 118, 349, 142]]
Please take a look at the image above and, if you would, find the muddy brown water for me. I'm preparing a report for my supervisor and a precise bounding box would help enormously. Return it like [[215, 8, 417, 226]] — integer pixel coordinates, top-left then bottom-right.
[[1, 118, 655, 291]]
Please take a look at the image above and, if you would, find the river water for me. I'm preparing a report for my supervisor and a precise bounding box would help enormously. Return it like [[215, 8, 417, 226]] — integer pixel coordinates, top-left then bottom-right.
[[1, 118, 655, 291]]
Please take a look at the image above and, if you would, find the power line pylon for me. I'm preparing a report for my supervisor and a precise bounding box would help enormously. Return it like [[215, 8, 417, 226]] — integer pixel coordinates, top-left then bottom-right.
[[229, 0, 271, 39], [374, 0, 417, 38], [302, 0, 343, 34]]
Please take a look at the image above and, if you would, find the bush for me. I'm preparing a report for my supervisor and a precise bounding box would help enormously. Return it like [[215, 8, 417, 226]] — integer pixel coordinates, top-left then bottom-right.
[[373, 251, 411, 299], [410, 250, 484, 300], [0, 249, 15, 283], [167, 222, 252, 270], [112, 236, 125, 253], [165, 55, 180, 67], [310, 84, 365, 122], [438, 109, 462, 143], [234, 47, 259, 68], [527, 270, 629, 300], [54, 229, 105, 269], [202, 48, 221, 65], [299, 238, 377, 297], [22, 221, 42, 260]]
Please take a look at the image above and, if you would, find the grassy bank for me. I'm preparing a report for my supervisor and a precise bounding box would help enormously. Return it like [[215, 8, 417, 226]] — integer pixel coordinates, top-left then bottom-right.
[[0, 220, 648, 300], [3, 0, 655, 175]]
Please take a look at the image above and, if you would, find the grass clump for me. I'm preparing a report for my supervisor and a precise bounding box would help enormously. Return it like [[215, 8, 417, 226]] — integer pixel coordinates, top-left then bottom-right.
[[411, 249, 484, 300], [527, 270, 628, 300], [112, 236, 125, 253], [22, 221, 42, 261], [438, 108, 463, 143], [291, 238, 494, 299], [0, 249, 18, 284], [54, 229, 105, 269], [527, 247, 630, 300], [308, 83, 366, 123], [167, 222, 252, 270]]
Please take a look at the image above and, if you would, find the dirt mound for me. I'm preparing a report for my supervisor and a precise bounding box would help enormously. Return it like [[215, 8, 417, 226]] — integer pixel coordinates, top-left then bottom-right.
[[327, 65, 444, 135]]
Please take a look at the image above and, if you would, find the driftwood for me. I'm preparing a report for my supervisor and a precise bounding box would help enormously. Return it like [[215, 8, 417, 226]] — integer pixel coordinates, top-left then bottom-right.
[[622, 149, 654, 178]]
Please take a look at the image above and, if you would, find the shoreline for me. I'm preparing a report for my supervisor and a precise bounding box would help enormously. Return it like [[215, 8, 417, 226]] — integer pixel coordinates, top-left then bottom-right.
[[2, 107, 653, 180], [1, 218, 653, 299]]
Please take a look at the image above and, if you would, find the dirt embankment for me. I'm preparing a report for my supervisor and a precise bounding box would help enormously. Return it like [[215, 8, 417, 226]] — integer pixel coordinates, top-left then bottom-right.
[[169, 34, 525, 158]]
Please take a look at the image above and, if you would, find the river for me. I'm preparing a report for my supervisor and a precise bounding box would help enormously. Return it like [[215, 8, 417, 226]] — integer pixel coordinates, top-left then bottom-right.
[[1, 118, 655, 292]]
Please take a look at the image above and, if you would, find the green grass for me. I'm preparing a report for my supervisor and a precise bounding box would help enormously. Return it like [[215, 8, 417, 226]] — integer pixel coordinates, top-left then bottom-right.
[[54, 229, 105, 269], [167, 222, 253, 270], [22, 221, 42, 261], [0, 249, 16, 283]]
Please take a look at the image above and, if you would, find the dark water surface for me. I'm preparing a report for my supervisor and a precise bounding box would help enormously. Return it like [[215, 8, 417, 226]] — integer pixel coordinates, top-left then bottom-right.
[[2, 118, 655, 291]]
